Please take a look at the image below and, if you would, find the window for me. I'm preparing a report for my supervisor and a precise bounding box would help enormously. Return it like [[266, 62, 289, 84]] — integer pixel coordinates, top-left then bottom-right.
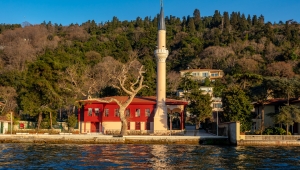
[[88, 108, 92, 116], [145, 122, 151, 130], [95, 108, 99, 116], [126, 109, 130, 117], [193, 72, 199, 76], [213, 103, 222, 109], [145, 109, 150, 117], [135, 109, 140, 117], [104, 109, 109, 117], [135, 122, 141, 130], [211, 73, 219, 77], [114, 109, 119, 117], [202, 72, 209, 77]]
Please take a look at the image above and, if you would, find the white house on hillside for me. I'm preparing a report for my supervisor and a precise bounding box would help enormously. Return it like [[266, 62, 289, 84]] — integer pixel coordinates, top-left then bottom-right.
[[180, 69, 224, 82]]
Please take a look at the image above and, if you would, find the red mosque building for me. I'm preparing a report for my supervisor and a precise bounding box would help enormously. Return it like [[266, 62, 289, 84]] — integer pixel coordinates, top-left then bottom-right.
[[78, 96, 187, 134]]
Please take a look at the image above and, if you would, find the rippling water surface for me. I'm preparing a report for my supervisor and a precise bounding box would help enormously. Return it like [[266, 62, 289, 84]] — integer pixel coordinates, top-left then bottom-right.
[[0, 143, 300, 169]]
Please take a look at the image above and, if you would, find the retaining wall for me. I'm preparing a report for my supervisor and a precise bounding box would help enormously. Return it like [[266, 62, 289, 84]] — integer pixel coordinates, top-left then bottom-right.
[[0, 134, 228, 145]]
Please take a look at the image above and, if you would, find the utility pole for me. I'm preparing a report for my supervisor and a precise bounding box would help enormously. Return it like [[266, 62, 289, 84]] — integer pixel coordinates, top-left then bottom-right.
[[10, 111, 12, 135], [217, 109, 218, 136]]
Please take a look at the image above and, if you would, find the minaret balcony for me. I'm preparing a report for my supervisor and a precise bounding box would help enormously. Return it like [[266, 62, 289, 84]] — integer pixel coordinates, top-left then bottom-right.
[[154, 49, 169, 62], [154, 49, 169, 56]]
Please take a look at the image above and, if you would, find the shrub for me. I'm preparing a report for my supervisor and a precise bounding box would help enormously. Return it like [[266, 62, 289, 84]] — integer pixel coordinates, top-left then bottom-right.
[[273, 127, 286, 135], [263, 127, 273, 135], [67, 114, 78, 130], [262, 127, 287, 135]]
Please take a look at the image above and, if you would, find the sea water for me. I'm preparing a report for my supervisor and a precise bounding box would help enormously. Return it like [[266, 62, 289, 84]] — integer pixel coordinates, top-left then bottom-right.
[[0, 144, 299, 169]]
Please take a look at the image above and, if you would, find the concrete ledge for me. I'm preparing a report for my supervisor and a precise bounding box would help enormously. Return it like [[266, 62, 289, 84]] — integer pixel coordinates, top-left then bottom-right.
[[238, 140, 300, 146], [16, 133, 29, 135], [59, 133, 72, 135], [0, 134, 229, 145]]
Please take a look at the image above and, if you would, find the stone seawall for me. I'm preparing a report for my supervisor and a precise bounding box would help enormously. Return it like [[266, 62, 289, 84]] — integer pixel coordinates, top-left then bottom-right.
[[238, 140, 300, 146], [0, 135, 228, 145]]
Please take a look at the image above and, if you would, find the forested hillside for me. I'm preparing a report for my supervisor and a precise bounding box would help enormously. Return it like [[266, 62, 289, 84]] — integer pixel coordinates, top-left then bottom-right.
[[0, 9, 299, 128]]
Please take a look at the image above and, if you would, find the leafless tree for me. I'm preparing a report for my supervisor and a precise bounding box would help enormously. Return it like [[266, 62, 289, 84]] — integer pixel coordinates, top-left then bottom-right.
[[236, 58, 259, 74], [167, 71, 181, 97], [0, 86, 17, 115], [266, 61, 295, 78], [192, 46, 235, 69], [107, 52, 147, 135], [66, 25, 90, 42], [87, 52, 147, 136], [264, 42, 280, 63]]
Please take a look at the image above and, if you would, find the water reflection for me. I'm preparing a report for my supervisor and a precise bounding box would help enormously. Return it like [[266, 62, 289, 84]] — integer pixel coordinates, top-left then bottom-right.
[[0, 144, 300, 169]]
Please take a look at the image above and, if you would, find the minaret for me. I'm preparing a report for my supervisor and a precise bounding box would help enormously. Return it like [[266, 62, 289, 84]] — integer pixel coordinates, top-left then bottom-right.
[[154, 1, 169, 132]]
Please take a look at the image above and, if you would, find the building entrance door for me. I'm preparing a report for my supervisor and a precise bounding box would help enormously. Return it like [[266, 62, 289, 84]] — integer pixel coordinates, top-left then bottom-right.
[[91, 122, 99, 132]]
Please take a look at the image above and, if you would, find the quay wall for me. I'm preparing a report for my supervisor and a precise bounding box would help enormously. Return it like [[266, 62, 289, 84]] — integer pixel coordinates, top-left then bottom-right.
[[237, 134, 300, 146], [238, 140, 300, 146], [0, 134, 228, 145]]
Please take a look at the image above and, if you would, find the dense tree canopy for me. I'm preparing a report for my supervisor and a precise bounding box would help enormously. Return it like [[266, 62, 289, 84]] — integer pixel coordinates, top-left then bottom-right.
[[0, 9, 300, 129], [222, 86, 253, 132]]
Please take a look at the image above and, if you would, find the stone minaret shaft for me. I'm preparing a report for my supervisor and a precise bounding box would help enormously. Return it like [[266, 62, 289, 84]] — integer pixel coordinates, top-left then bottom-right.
[[154, 4, 169, 131]]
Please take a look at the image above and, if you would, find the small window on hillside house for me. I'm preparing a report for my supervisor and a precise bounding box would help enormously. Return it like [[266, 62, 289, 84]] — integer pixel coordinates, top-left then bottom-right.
[[145, 109, 150, 117], [211, 73, 219, 77], [114, 109, 119, 117], [88, 108, 92, 116], [135, 109, 140, 117], [104, 109, 109, 117], [95, 108, 99, 116], [202, 72, 209, 77], [213, 103, 222, 109]]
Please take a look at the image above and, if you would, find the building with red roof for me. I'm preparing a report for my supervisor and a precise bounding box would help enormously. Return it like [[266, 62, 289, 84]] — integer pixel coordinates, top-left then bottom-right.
[[253, 98, 300, 134], [78, 96, 187, 134]]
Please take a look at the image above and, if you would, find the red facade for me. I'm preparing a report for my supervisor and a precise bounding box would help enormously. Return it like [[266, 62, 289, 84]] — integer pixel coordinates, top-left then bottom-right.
[[78, 96, 187, 133]]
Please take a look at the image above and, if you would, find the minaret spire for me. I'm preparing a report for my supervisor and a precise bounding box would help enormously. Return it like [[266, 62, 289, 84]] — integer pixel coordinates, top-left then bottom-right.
[[154, 0, 169, 133], [158, 0, 166, 30]]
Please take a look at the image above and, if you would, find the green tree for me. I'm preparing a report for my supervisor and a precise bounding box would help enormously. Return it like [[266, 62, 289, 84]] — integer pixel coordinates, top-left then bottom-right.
[[20, 56, 62, 129], [222, 86, 253, 132], [179, 72, 198, 100], [233, 73, 263, 91], [67, 113, 78, 131], [193, 9, 202, 30], [223, 11, 231, 29], [187, 88, 212, 128], [187, 17, 196, 33], [271, 78, 299, 105], [211, 10, 222, 28], [268, 105, 300, 135]]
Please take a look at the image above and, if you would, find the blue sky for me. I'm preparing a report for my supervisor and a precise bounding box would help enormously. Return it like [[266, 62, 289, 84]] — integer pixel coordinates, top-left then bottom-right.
[[1, 0, 299, 26]]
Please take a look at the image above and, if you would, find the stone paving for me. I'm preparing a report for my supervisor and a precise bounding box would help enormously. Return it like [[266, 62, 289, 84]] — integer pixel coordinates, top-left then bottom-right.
[[184, 129, 216, 137]]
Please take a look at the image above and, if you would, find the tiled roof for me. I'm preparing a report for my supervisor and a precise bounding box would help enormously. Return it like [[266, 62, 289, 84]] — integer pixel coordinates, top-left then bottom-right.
[[254, 98, 300, 105], [79, 96, 188, 105]]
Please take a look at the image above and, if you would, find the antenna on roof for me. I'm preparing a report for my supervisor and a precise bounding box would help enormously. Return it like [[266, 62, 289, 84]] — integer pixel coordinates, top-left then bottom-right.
[[160, 0, 163, 7]]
